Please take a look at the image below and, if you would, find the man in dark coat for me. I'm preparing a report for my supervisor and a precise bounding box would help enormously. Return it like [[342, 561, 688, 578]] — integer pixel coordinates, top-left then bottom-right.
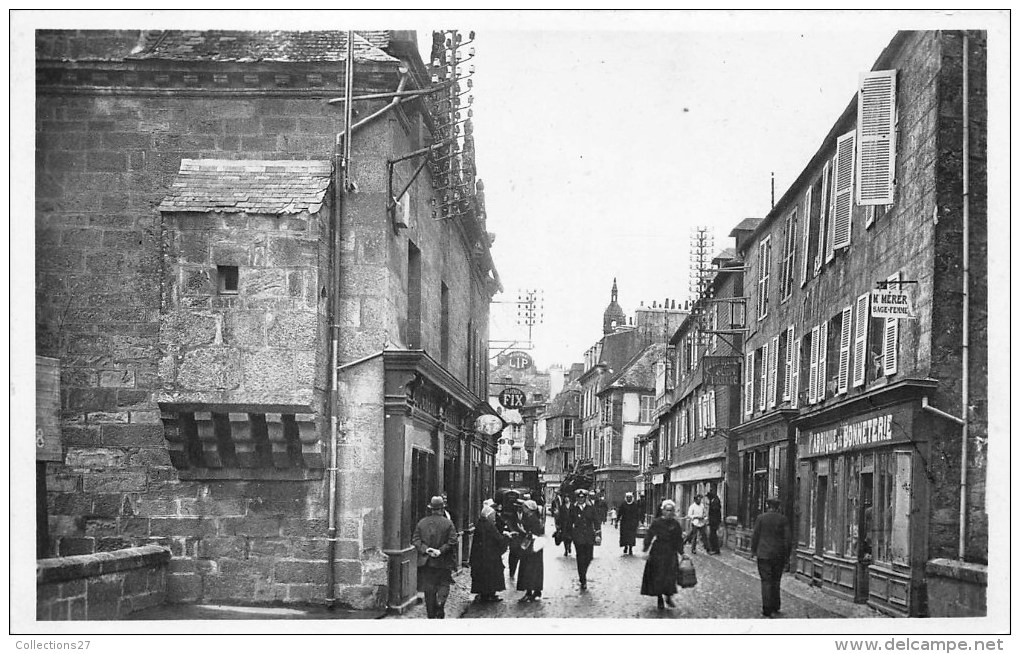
[[705, 487, 723, 554], [750, 497, 791, 618], [568, 488, 601, 590], [554, 492, 574, 556], [617, 492, 642, 555], [411, 496, 460, 618]]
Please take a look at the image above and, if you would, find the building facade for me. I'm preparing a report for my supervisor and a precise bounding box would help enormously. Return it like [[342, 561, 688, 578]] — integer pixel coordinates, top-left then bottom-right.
[[735, 30, 987, 617], [35, 29, 501, 614]]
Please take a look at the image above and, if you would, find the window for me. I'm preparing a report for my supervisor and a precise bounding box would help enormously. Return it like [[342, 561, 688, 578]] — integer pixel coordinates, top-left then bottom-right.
[[857, 70, 897, 206], [808, 326, 820, 405], [440, 282, 450, 366], [757, 236, 772, 320], [832, 130, 856, 250], [872, 450, 912, 565], [407, 241, 422, 348], [639, 395, 654, 423], [603, 397, 613, 424], [782, 325, 795, 402], [756, 344, 767, 412], [744, 351, 755, 416], [837, 305, 853, 394], [767, 334, 779, 409], [217, 265, 239, 295], [781, 208, 798, 299]]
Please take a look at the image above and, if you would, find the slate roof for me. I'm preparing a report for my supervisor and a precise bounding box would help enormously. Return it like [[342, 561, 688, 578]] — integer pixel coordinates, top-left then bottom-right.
[[729, 217, 763, 235], [159, 159, 333, 215], [130, 30, 399, 63], [605, 343, 665, 392]]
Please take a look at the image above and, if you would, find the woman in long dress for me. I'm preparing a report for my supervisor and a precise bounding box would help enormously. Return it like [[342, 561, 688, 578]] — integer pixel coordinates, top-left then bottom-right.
[[641, 499, 684, 609], [469, 505, 509, 602], [515, 500, 545, 602]]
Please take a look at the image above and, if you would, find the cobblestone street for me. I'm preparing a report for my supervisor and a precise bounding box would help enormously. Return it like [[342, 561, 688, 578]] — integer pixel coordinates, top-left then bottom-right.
[[393, 518, 884, 620]]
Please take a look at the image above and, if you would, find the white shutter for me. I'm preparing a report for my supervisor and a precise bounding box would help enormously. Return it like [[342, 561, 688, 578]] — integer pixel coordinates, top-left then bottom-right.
[[790, 337, 801, 409], [757, 237, 771, 319], [800, 188, 813, 286], [837, 306, 852, 394], [817, 321, 829, 401], [832, 130, 856, 249], [808, 326, 819, 405], [783, 324, 795, 401], [744, 352, 755, 416], [884, 272, 900, 376], [817, 161, 831, 272], [826, 154, 838, 263], [853, 292, 870, 387], [768, 334, 779, 409], [709, 389, 716, 429], [759, 341, 769, 412], [857, 70, 897, 205]]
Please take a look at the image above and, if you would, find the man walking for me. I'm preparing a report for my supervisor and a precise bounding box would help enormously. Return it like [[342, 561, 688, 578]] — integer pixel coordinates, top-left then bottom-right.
[[751, 497, 791, 618], [705, 487, 723, 554], [569, 488, 601, 590], [411, 496, 460, 619], [684, 494, 709, 554]]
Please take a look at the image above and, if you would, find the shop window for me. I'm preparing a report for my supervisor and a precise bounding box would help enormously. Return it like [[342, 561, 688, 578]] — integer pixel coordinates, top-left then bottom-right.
[[823, 457, 844, 554], [873, 450, 912, 565], [411, 447, 436, 527]]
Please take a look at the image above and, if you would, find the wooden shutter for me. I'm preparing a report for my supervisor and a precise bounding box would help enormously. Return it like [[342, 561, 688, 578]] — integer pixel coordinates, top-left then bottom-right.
[[817, 321, 828, 401], [708, 389, 716, 429], [883, 272, 900, 376], [826, 154, 838, 263], [808, 326, 819, 404], [853, 292, 870, 387], [817, 161, 831, 272], [757, 236, 771, 319], [790, 337, 801, 409], [744, 352, 755, 416], [832, 130, 856, 249], [857, 69, 897, 205], [768, 334, 779, 409], [801, 188, 813, 286], [783, 325, 795, 401], [837, 306, 853, 394], [759, 340, 769, 412]]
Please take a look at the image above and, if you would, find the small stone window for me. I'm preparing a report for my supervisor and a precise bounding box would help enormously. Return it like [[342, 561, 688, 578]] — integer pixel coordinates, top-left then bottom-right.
[[217, 265, 239, 295]]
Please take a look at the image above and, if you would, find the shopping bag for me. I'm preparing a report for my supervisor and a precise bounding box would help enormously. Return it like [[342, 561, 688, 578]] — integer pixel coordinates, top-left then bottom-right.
[[553, 530, 562, 546], [519, 534, 534, 553], [531, 536, 545, 553], [678, 554, 698, 588]]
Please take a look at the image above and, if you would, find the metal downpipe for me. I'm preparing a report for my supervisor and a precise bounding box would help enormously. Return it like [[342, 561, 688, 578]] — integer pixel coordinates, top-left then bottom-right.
[[958, 33, 971, 561]]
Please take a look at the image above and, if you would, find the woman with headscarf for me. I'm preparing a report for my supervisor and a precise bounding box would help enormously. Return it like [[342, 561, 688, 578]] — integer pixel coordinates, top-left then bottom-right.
[[640, 499, 685, 610], [469, 504, 510, 602], [515, 499, 545, 602]]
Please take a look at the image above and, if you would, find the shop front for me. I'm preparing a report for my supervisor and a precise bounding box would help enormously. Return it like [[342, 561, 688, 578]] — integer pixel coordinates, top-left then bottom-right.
[[668, 457, 725, 529], [729, 411, 797, 557], [645, 467, 669, 523], [794, 397, 934, 617]]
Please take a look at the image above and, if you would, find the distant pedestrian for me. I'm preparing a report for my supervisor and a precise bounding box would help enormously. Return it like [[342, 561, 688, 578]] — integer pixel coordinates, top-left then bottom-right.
[[569, 488, 601, 590], [617, 492, 642, 555], [751, 497, 791, 618], [555, 493, 574, 556], [515, 500, 545, 602], [411, 496, 459, 619], [470, 504, 510, 603], [705, 487, 723, 554], [684, 494, 709, 554], [640, 499, 684, 610], [596, 495, 609, 524], [609, 506, 618, 527]]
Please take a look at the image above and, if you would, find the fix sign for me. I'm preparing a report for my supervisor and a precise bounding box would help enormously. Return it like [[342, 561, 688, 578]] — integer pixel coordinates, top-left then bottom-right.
[[871, 288, 915, 319]]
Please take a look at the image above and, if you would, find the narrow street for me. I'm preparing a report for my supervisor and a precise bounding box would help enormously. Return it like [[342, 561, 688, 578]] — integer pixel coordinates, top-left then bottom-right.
[[397, 517, 883, 620]]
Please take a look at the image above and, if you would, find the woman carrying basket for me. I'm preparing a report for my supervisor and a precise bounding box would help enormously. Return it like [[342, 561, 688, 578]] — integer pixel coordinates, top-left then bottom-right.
[[640, 499, 685, 610]]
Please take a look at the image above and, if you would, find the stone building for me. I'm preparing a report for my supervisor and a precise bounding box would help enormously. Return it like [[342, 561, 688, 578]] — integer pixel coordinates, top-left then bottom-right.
[[734, 31, 987, 616], [35, 29, 501, 615], [537, 379, 582, 504]]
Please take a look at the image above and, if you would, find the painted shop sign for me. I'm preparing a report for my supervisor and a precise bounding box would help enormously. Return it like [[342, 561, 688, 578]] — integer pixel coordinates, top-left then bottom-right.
[[801, 404, 914, 456], [871, 289, 915, 319], [739, 424, 786, 450], [704, 356, 741, 386]]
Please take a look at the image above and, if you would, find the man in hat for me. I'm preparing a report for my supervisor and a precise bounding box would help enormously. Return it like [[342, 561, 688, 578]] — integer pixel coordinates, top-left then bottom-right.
[[617, 491, 642, 555], [568, 488, 601, 590], [411, 495, 459, 618], [705, 487, 723, 554], [750, 497, 791, 618], [502, 490, 524, 581]]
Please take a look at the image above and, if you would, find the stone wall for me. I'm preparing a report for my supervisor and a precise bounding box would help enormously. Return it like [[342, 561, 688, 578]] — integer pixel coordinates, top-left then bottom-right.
[[37, 544, 171, 620], [924, 558, 987, 617]]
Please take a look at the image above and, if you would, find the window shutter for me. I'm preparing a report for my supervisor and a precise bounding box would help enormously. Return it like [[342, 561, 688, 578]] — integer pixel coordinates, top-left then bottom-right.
[[783, 324, 795, 401], [757, 237, 770, 319], [857, 69, 897, 205], [808, 326, 819, 405], [759, 341, 769, 412], [801, 188, 813, 286], [709, 389, 716, 429], [826, 155, 838, 263], [884, 272, 900, 376], [853, 292, 870, 387], [817, 161, 831, 272], [832, 130, 856, 249], [837, 306, 853, 394], [744, 352, 755, 416], [817, 321, 828, 401], [790, 337, 801, 409], [768, 334, 779, 409]]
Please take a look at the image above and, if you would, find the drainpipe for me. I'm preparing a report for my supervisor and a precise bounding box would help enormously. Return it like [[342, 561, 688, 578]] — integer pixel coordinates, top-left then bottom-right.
[[325, 30, 356, 608], [959, 33, 971, 561]]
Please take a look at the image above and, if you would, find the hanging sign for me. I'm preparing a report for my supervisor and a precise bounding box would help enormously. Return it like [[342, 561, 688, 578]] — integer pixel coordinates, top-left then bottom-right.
[[871, 288, 915, 319], [498, 387, 527, 410], [703, 356, 741, 386]]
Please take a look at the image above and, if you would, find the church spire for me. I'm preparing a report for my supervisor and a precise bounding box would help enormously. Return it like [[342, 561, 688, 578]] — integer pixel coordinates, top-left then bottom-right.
[[603, 278, 626, 335], [611, 277, 618, 303]]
